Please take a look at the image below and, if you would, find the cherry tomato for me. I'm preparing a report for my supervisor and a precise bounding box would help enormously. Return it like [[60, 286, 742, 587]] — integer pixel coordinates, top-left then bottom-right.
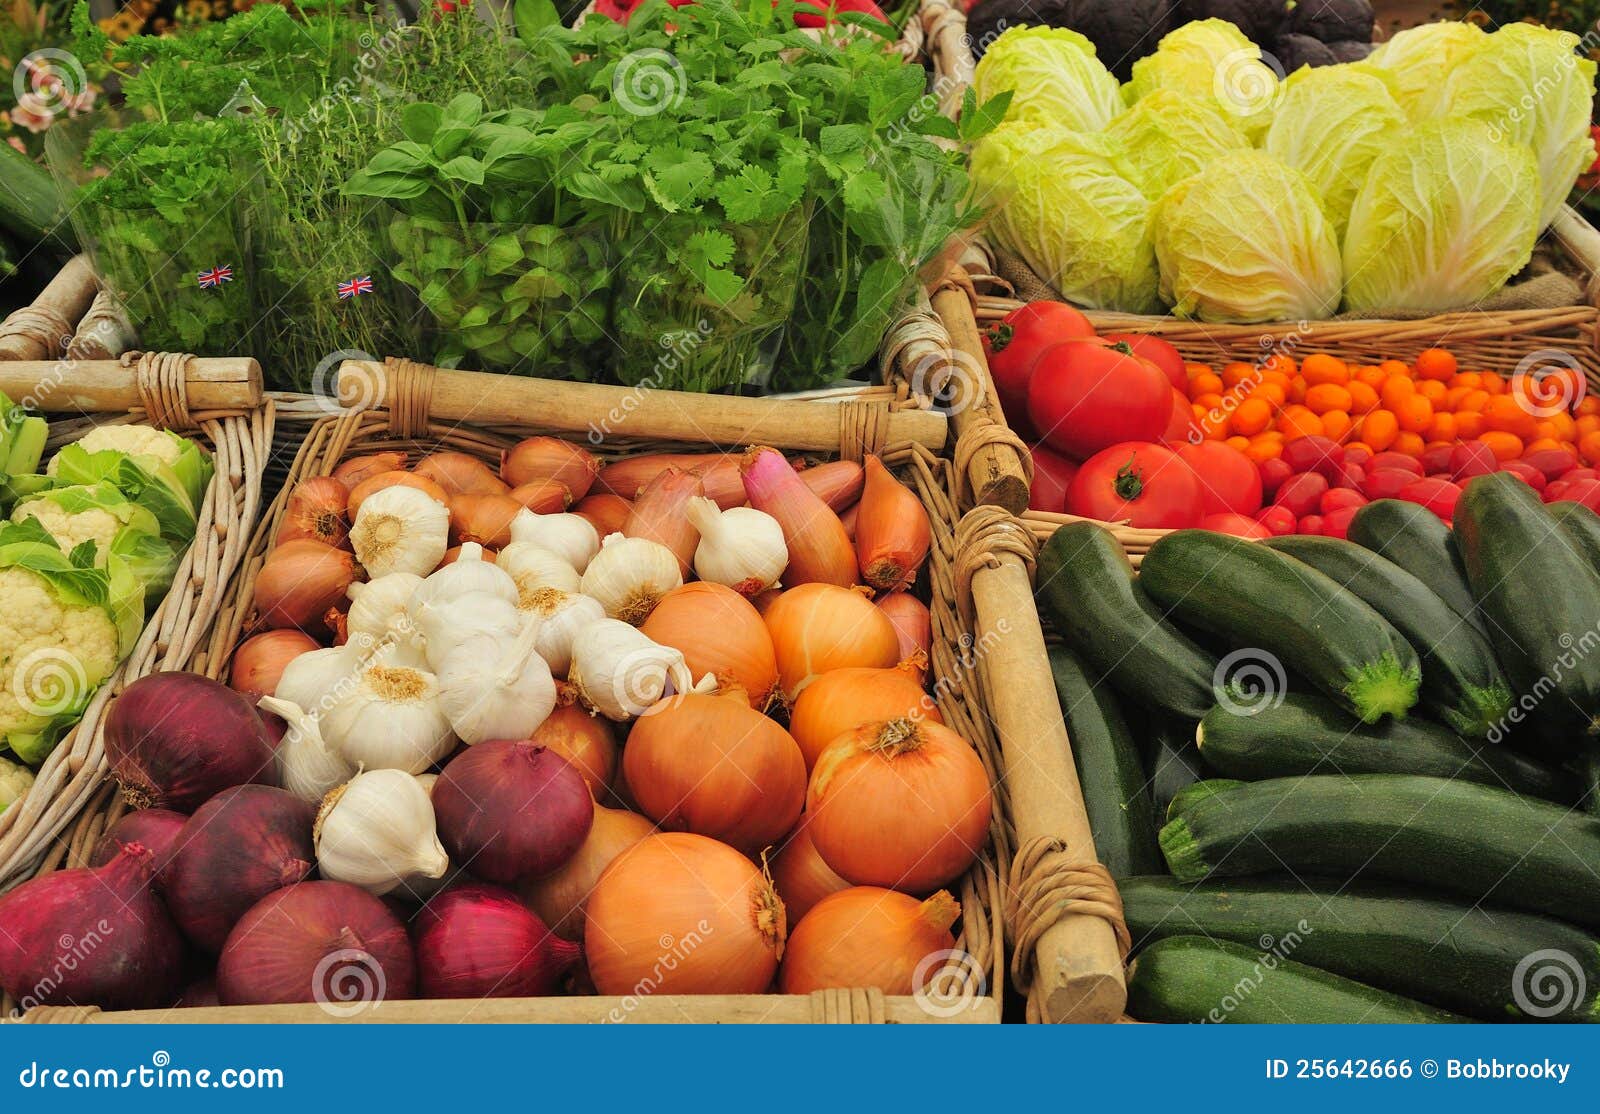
[[1254, 505, 1297, 536], [1321, 505, 1361, 540], [1397, 477, 1463, 519], [1498, 460, 1547, 492], [1176, 441, 1263, 516], [1029, 339, 1172, 461], [1027, 443, 1079, 514], [1521, 448, 1577, 481], [1297, 514, 1326, 536], [1551, 478, 1600, 513], [1274, 471, 1330, 518], [1419, 444, 1455, 476], [983, 301, 1095, 438], [1363, 469, 1417, 501], [1367, 452, 1424, 478], [1545, 479, 1573, 503], [1161, 388, 1199, 444], [1321, 488, 1368, 515], [1102, 333, 1186, 391], [1449, 441, 1498, 482], [1333, 462, 1366, 490], [1281, 435, 1344, 481], [1200, 512, 1272, 539], [1342, 444, 1374, 468], [1257, 457, 1295, 501], [1064, 441, 1204, 528], [1563, 468, 1600, 485]]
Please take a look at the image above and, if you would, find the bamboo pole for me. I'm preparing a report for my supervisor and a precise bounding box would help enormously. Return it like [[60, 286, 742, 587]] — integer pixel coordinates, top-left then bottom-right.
[[0, 357, 262, 414], [27, 994, 999, 1025], [0, 255, 98, 362], [336, 360, 948, 453], [928, 284, 1032, 513]]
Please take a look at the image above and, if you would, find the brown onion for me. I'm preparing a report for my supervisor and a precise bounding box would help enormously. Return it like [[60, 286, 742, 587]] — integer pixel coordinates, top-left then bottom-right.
[[333, 451, 407, 489], [525, 697, 617, 797], [585, 832, 785, 995], [596, 453, 721, 500], [433, 741, 594, 883], [508, 479, 573, 513], [798, 460, 865, 511], [230, 629, 318, 699], [742, 446, 856, 587], [780, 886, 959, 994], [276, 476, 351, 549], [217, 880, 415, 1006], [573, 493, 632, 536], [88, 808, 188, 873], [414, 451, 509, 497], [624, 689, 805, 853], [763, 583, 900, 700], [770, 812, 849, 923], [449, 492, 525, 548], [519, 804, 654, 940], [623, 467, 703, 576], [878, 592, 933, 679], [809, 719, 992, 893], [253, 540, 361, 635], [415, 882, 581, 998], [855, 455, 931, 591], [106, 672, 279, 812], [347, 470, 448, 518], [788, 661, 938, 771], [160, 785, 316, 953], [840, 501, 859, 541], [501, 436, 600, 500], [640, 582, 778, 710]]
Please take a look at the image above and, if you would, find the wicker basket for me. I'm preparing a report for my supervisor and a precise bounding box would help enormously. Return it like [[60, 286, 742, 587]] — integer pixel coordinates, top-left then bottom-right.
[[0, 353, 272, 893], [5, 358, 1022, 1024]]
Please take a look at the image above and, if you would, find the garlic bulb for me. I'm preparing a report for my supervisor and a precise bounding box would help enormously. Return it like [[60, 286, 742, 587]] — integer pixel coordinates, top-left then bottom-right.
[[579, 533, 682, 625], [258, 695, 356, 804], [568, 617, 710, 720], [364, 635, 430, 673], [436, 623, 557, 744], [509, 508, 600, 573], [319, 661, 455, 773], [413, 542, 517, 610], [274, 644, 367, 719], [498, 541, 581, 598], [519, 588, 606, 677], [685, 497, 787, 597], [350, 485, 449, 578], [315, 768, 448, 895], [413, 590, 525, 670], [346, 573, 424, 653]]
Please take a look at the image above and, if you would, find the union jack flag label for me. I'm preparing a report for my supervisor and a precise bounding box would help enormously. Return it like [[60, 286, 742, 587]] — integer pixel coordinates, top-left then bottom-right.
[[196, 265, 233, 289], [338, 275, 375, 300]]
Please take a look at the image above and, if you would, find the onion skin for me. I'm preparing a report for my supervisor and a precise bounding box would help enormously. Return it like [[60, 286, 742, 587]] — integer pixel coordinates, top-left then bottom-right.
[[639, 582, 777, 710], [88, 808, 188, 873], [742, 446, 856, 587], [808, 719, 992, 893], [770, 812, 849, 923], [415, 451, 510, 497], [509, 480, 573, 514], [414, 882, 581, 999], [624, 691, 805, 853], [855, 456, 931, 591], [502, 437, 600, 501], [520, 804, 655, 940], [347, 471, 448, 518], [160, 785, 316, 954], [585, 832, 786, 995], [230, 629, 319, 699], [798, 460, 865, 512], [333, 451, 407, 490], [106, 672, 279, 812], [448, 492, 526, 548], [763, 583, 901, 700], [877, 593, 932, 679], [779, 886, 959, 995], [840, 501, 858, 542], [523, 699, 617, 797], [624, 467, 703, 576], [254, 540, 362, 636], [276, 476, 351, 550], [0, 844, 185, 1011], [788, 662, 938, 771], [574, 493, 632, 537], [217, 880, 415, 1006], [597, 453, 722, 500], [433, 742, 594, 884]]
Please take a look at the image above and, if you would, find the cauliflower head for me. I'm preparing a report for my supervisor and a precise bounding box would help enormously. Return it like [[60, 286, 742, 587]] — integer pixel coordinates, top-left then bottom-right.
[[0, 755, 34, 810], [50, 424, 185, 472], [12, 497, 122, 558], [0, 565, 119, 757]]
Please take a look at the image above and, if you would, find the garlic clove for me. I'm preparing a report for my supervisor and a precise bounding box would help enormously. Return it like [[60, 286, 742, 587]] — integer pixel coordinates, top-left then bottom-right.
[[498, 541, 582, 598], [686, 497, 788, 598], [350, 485, 450, 578], [413, 590, 525, 671], [520, 589, 606, 678], [435, 621, 557, 745], [509, 508, 601, 573], [315, 769, 449, 895], [259, 695, 357, 804]]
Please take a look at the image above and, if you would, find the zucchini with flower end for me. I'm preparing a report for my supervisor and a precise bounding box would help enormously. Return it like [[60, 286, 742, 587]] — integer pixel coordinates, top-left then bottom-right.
[[1128, 936, 1466, 1024], [1163, 778, 1244, 822], [1159, 774, 1600, 930], [1138, 529, 1420, 722]]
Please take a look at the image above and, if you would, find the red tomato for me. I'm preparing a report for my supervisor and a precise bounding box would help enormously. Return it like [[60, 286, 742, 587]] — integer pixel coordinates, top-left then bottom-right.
[[1281, 436, 1344, 481], [1498, 460, 1547, 492], [1320, 488, 1368, 515], [1552, 478, 1600, 512], [1419, 444, 1454, 476], [1297, 514, 1326, 536], [1175, 441, 1263, 515], [1161, 388, 1199, 444], [1027, 443, 1079, 514], [983, 301, 1095, 437], [1274, 472, 1330, 518], [1342, 444, 1374, 468], [1546, 479, 1573, 503], [791, 0, 890, 27], [1449, 441, 1498, 481], [1257, 457, 1294, 500], [1254, 505, 1297, 536], [1564, 468, 1600, 485], [1521, 448, 1576, 481], [1363, 469, 1417, 501], [1368, 452, 1424, 478], [1398, 477, 1463, 519], [1333, 462, 1366, 490], [1102, 333, 1186, 391], [1064, 442, 1204, 528], [1321, 506, 1361, 540], [1028, 339, 1172, 460], [1200, 512, 1272, 539]]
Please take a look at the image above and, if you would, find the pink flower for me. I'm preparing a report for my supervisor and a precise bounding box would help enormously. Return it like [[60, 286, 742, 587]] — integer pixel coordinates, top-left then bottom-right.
[[6, 137, 25, 155]]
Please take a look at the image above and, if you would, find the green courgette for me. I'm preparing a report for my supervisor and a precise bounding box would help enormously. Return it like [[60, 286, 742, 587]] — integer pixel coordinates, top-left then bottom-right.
[[1048, 645, 1161, 877], [0, 143, 73, 249], [1196, 692, 1568, 802], [1348, 498, 1487, 638], [1264, 534, 1511, 736], [1550, 500, 1600, 571], [1455, 472, 1600, 737], [1127, 935, 1464, 1024], [1120, 875, 1600, 1022], [1139, 530, 1421, 723], [1581, 751, 1600, 819], [1035, 522, 1219, 720], [1159, 774, 1600, 929], [1165, 778, 1245, 822]]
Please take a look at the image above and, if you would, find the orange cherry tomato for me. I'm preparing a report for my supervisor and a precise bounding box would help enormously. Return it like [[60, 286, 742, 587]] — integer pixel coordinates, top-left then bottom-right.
[[1478, 431, 1524, 461], [1455, 412, 1485, 439], [1379, 377, 1414, 410], [1359, 409, 1399, 451], [1414, 348, 1457, 381], [1397, 394, 1434, 434], [1393, 431, 1426, 457], [1300, 354, 1349, 386], [1231, 397, 1273, 437]]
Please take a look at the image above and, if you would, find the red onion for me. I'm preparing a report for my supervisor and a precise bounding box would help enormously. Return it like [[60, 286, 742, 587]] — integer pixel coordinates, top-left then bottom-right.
[[414, 882, 580, 999], [0, 844, 184, 1011], [106, 672, 279, 812], [160, 786, 316, 953], [88, 808, 187, 873], [217, 881, 415, 1007], [432, 742, 593, 884]]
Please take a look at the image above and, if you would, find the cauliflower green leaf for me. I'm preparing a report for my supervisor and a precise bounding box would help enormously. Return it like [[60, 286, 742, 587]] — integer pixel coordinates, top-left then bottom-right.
[[47, 426, 212, 545]]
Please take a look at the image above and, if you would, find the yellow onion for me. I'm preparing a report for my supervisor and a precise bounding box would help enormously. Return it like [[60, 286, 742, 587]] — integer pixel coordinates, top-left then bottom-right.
[[573, 493, 632, 537], [347, 470, 448, 518], [332, 451, 407, 490], [788, 661, 938, 771], [414, 451, 509, 497], [527, 696, 618, 797], [230, 630, 319, 699], [770, 812, 849, 923], [763, 583, 899, 700], [877, 592, 932, 680], [808, 719, 991, 893], [780, 886, 959, 994], [855, 455, 931, 591], [585, 832, 785, 995], [275, 477, 350, 550], [501, 437, 600, 501], [509, 480, 573, 514], [639, 582, 777, 709], [449, 493, 526, 548], [519, 804, 655, 940], [254, 540, 362, 636]]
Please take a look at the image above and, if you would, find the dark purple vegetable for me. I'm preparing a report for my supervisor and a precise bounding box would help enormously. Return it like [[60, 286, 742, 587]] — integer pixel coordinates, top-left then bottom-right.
[[1274, 32, 1338, 72], [1326, 39, 1374, 63], [1287, 0, 1372, 44], [1178, 0, 1288, 46], [967, 0, 1179, 79]]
